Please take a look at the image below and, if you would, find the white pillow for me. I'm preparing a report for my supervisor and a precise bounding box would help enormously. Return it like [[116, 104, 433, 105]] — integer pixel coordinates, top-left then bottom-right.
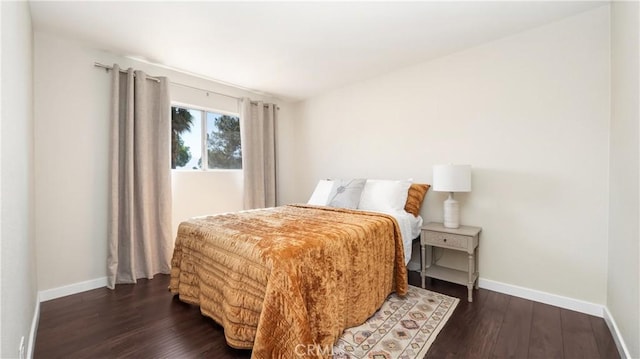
[[358, 179, 412, 212], [327, 178, 367, 209], [307, 180, 334, 205]]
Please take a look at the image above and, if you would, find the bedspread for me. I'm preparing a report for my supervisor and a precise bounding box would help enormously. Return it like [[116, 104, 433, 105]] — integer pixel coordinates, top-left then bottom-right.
[[169, 204, 407, 358]]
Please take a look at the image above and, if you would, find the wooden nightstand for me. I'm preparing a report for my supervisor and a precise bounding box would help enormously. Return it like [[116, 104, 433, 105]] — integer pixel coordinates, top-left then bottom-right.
[[421, 222, 482, 302]]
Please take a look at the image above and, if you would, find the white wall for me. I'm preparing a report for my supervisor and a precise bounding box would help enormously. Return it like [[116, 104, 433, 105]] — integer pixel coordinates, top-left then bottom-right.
[[288, 7, 610, 304], [171, 171, 243, 238], [33, 32, 286, 292], [609, 2, 640, 358], [1, 1, 38, 357]]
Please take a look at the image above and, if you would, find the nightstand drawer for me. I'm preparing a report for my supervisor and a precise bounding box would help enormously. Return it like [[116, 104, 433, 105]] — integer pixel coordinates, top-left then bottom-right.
[[423, 231, 468, 250]]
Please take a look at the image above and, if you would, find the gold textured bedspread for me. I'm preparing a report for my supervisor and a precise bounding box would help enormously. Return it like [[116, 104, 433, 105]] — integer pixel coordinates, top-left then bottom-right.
[[169, 204, 408, 358]]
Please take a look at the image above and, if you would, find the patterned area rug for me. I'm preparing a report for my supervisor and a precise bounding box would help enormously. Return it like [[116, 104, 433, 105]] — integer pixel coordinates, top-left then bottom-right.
[[333, 285, 459, 359]]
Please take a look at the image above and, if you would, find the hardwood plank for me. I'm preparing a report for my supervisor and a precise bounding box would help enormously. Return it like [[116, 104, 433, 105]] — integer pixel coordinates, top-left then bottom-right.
[[490, 296, 533, 358], [422, 277, 482, 358], [561, 309, 602, 359], [528, 302, 564, 359], [461, 290, 510, 358], [589, 316, 620, 359], [35, 272, 621, 359], [425, 279, 508, 358]]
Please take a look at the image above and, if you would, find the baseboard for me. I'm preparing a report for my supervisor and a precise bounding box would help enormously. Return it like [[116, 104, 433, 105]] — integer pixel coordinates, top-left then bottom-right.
[[27, 294, 40, 359], [39, 277, 108, 302], [603, 307, 632, 359], [478, 278, 603, 317]]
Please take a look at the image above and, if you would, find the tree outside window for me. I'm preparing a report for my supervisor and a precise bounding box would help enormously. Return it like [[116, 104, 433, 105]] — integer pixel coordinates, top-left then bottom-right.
[[171, 106, 241, 170], [171, 107, 194, 169], [207, 113, 242, 169]]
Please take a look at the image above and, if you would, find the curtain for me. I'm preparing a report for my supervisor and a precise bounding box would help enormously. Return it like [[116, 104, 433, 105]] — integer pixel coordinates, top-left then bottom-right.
[[240, 98, 277, 209], [107, 64, 172, 289]]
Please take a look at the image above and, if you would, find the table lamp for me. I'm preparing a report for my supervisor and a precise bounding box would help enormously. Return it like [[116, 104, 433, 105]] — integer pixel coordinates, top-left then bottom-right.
[[432, 164, 471, 228]]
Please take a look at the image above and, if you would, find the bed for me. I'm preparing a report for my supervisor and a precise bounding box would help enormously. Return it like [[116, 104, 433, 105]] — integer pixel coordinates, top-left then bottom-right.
[[169, 180, 429, 358]]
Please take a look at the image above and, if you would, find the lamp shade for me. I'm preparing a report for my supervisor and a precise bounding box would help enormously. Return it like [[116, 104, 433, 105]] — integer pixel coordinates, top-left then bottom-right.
[[432, 164, 471, 192]]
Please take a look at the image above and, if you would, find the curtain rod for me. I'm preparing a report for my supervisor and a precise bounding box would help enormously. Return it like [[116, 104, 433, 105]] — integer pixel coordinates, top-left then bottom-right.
[[93, 62, 279, 109], [94, 62, 161, 83]]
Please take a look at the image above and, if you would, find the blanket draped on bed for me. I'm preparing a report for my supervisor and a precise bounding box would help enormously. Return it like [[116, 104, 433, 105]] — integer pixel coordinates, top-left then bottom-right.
[[169, 205, 408, 358]]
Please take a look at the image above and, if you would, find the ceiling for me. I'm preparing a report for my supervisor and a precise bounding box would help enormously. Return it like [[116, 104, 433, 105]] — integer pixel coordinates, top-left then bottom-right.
[[29, 1, 607, 101]]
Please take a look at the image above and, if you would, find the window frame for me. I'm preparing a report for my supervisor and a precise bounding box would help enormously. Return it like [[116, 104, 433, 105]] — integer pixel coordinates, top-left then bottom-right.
[[171, 101, 242, 172]]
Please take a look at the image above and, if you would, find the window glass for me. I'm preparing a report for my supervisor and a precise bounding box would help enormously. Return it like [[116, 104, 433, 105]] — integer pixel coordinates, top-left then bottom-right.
[[171, 107, 202, 170], [207, 112, 242, 169], [171, 105, 241, 170]]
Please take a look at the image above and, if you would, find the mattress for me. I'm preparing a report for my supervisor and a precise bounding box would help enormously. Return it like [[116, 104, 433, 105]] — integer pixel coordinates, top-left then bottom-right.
[[379, 209, 423, 265]]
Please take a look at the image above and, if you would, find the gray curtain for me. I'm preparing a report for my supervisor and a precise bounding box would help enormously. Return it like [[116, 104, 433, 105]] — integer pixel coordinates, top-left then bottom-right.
[[240, 98, 277, 209], [107, 64, 172, 289]]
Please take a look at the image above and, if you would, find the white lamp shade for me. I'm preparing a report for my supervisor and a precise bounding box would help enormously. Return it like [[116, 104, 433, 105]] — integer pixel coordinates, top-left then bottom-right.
[[432, 164, 471, 192]]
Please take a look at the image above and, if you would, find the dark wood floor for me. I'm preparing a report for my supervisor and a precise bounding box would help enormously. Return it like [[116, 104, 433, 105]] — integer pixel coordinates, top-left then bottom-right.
[[35, 272, 620, 358]]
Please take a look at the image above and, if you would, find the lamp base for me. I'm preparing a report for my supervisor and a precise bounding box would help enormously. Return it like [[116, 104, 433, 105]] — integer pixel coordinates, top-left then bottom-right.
[[443, 193, 460, 229]]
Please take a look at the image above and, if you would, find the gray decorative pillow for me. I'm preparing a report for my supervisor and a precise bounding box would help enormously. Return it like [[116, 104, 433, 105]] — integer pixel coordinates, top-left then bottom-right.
[[327, 179, 367, 209]]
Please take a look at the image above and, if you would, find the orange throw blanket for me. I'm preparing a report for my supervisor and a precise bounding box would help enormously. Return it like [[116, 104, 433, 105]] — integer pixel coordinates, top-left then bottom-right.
[[169, 205, 408, 358]]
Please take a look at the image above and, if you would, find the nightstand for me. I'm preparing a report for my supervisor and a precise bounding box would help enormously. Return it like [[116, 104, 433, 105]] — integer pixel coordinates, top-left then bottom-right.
[[421, 222, 482, 302]]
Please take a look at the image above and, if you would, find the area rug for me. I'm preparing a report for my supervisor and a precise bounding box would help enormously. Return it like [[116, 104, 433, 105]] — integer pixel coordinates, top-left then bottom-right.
[[333, 285, 459, 359]]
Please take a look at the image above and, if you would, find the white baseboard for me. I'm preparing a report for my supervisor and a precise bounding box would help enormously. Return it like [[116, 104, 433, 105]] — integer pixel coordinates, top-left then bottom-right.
[[27, 295, 40, 359], [603, 307, 632, 359], [39, 277, 108, 302], [478, 278, 603, 317]]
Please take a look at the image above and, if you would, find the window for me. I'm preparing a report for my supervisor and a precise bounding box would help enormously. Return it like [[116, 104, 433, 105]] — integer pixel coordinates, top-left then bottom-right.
[[171, 105, 242, 170]]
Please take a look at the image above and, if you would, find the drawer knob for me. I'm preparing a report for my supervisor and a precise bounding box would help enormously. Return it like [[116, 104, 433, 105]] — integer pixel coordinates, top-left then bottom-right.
[[444, 238, 447, 242]]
